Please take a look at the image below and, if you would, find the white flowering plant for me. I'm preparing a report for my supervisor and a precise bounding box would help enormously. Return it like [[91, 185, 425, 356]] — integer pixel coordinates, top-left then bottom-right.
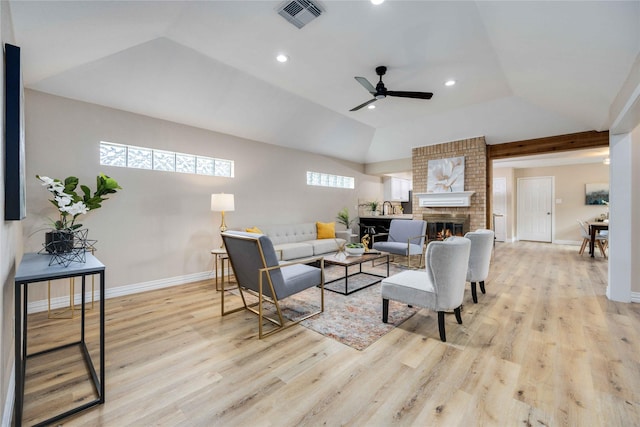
[[36, 174, 122, 231]]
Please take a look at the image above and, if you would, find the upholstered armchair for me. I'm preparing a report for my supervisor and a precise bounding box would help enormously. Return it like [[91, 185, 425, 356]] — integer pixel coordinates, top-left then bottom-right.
[[381, 236, 471, 342], [221, 231, 325, 338], [464, 229, 495, 303], [372, 219, 427, 268]]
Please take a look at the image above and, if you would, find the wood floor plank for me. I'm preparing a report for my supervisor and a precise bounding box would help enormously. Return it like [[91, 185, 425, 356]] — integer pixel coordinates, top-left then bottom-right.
[[18, 241, 640, 426]]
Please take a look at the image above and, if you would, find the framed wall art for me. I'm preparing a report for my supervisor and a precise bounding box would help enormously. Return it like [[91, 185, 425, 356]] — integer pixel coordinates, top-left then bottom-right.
[[585, 183, 609, 205], [427, 156, 465, 193]]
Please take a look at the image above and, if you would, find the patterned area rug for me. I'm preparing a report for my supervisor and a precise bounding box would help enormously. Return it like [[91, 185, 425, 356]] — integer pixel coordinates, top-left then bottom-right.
[[255, 262, 418, 350]]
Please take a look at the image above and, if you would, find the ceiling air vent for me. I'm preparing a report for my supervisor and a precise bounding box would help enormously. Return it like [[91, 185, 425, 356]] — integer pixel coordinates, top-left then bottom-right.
[[277, 0, 323, 29]]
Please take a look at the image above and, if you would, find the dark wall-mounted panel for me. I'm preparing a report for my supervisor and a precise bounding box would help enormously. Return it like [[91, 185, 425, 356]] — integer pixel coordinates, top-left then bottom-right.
[[4, 43, 26, 220]]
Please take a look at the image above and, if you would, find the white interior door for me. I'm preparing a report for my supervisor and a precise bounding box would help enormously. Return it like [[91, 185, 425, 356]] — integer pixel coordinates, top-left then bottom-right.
[[492, 177, 507, 242], [517, 177, 553, 242]]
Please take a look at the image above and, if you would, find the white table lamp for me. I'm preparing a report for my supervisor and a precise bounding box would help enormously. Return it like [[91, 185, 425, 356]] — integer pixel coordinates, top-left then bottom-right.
[[211, 193, 235, 233]]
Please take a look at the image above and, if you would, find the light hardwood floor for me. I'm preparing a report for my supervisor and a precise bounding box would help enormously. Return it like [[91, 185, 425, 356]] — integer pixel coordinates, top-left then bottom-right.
[[20, 241, 640, 426]]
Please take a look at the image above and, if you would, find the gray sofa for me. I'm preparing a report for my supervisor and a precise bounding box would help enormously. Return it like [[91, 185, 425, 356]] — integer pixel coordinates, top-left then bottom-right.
[[251, 223, 349, 261]]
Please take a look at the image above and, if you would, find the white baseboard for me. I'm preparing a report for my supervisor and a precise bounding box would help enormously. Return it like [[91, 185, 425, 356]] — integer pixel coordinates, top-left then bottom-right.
[[553, 240, 581, 245], [27, 270, 215, 314], [631, 292, 640, 303], [2, 367, 14, 427]]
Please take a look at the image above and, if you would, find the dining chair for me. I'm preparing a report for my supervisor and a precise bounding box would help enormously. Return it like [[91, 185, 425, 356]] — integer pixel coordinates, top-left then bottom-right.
[[577, 220, 607, 258]]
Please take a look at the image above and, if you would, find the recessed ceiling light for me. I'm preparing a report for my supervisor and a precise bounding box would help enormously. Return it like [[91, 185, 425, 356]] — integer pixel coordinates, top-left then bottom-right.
[[367, 104, 376, 109], [445, 80, 456, 87], [276, 54, 289, 63], [371, 0, 384, 5]]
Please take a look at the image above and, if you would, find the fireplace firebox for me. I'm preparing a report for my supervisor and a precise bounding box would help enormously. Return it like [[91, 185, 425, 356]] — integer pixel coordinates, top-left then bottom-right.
[[423, 213, 470, 242]]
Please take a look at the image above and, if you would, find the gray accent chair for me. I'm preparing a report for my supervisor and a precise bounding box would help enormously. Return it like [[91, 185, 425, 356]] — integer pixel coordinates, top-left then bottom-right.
[[372, 219, 427, 268], [464, 229, 495, 303], [381, 236, 471, 342], [221, 230, 325, 338]]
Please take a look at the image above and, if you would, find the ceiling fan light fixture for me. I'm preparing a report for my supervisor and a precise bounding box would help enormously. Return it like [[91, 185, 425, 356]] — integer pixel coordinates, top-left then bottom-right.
[[445, 79, 456, 87], [375, 94, 386, 100], [276, 54, 289, 63]]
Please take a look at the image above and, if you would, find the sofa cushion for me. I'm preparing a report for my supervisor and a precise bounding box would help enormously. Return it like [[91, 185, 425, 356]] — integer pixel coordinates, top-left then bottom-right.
[[259, 223, 317, 245], [307, 238, 344, 256], [274, 242, 314, 261], [316, 221, 336, 239]]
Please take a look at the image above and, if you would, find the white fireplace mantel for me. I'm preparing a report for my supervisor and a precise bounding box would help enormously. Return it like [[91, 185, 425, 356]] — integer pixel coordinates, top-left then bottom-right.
[[415, 191, 475, 207]]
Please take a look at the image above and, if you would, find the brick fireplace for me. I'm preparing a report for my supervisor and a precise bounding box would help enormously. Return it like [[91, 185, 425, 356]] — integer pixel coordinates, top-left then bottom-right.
[[411, 136, 487, 232]]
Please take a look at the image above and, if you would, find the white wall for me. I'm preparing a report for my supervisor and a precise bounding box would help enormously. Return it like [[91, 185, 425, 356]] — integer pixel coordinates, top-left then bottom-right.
[[608, 125, 640, 301], [513, 163, 610, 243], [0, 0, 20, 423], [23, 90, 383, 300], [494, 163, 609, 244]]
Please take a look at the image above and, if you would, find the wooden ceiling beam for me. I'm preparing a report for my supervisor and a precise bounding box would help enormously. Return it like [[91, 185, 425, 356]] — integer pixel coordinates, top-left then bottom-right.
[[486, 130, 609, 160]]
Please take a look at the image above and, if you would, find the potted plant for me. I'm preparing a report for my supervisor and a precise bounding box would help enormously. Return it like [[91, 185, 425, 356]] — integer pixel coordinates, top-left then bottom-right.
[[336, 207, 354, 230], [37, 174, 122, 253], [368, 200, 380, 216]]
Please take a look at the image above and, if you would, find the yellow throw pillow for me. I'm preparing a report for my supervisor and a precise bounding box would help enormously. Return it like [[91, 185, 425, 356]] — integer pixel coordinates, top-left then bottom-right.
[[245, 226, 263, 234], [316, 221, 336, 239]]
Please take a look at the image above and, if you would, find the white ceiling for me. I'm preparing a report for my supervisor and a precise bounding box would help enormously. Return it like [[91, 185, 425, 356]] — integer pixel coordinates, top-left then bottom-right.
[[8, 1, 640, 165]]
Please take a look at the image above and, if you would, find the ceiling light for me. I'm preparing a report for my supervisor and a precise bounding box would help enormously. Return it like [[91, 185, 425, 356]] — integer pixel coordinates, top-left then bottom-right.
[[276, 54, 288, 63], [445, 80, 456, 87], [603, 157, 610, 165], [371, 0, 384, 4], [367, 104, 376, 109]]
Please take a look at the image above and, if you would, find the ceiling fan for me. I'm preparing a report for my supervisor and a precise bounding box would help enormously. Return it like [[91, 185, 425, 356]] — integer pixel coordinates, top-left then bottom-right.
[[350, 66, 433, 111]]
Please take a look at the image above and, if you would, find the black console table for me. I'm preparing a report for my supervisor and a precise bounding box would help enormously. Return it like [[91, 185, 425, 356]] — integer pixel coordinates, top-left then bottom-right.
[[14, 252, 105, 426]]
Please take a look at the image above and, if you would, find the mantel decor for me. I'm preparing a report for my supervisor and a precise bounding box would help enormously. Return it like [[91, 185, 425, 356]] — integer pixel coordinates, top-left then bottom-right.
[[37, 174, 121, 266]]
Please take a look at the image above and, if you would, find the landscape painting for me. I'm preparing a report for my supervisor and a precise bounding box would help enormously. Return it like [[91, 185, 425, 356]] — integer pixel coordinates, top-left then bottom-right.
[[585, 183, 609, 205]]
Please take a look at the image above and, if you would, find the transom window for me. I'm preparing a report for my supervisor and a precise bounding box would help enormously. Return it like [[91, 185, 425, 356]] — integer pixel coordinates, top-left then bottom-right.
[[306, 171, 354, 189], [99, 141, 234, 177]]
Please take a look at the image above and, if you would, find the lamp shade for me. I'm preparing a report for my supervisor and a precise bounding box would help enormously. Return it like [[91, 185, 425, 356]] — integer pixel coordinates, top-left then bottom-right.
[[211, 193, 235, 212]]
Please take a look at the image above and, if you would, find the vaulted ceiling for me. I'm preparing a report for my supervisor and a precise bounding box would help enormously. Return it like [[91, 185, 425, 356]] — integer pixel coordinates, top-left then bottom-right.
[[8, 1, 640, 164]]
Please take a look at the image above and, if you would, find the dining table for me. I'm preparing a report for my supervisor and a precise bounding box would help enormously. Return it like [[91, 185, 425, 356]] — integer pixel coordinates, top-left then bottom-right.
[[587, 221, 609, 258]]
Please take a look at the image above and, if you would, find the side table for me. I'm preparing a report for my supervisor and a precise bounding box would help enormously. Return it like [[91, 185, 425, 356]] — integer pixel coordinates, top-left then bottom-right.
[[211, 248, 232, 291], [14, 252, 105, 427]]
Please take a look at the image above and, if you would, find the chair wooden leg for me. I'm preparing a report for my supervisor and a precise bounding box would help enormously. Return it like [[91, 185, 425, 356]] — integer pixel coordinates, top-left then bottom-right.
[[471, 282, 478, 303], [597, 240, 607, 258], [479, 280, 486, 294], [454, 306, 463, 324], [579, 238, 588, 255], [382, 298, 389, 323], [438, 311, 446, 342]]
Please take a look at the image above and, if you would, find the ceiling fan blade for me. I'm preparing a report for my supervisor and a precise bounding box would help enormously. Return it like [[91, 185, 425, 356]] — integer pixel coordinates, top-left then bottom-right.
[[354, 77, 376, 95], [349, 98, 377, 112], [386, 91, 433, 100]]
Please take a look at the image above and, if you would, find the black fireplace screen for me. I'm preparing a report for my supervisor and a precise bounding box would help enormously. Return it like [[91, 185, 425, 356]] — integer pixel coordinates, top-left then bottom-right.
[[423, 214, 470, 242]]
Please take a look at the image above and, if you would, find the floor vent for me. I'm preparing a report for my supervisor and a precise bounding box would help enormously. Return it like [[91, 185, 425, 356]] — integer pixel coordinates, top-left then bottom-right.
[[277, 0, 323, 29]]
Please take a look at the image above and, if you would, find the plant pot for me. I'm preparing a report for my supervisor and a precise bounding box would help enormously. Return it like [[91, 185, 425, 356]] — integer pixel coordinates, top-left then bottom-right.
[[45, 231, 75, 254]]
